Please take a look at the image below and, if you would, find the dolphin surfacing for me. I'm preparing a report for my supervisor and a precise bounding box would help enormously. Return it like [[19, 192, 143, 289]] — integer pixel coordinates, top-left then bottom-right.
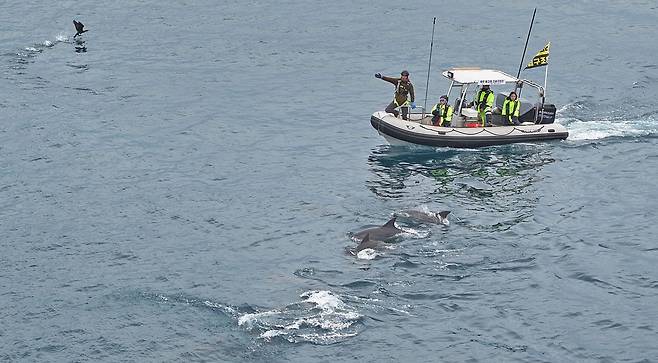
[[352, 217, 403, 241], [354, 233, 385, 253], [397, 209, 450, 225]]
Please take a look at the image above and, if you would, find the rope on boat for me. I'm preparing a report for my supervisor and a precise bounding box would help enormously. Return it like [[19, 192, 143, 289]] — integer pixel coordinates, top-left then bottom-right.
[[418, 124, 545, 136]]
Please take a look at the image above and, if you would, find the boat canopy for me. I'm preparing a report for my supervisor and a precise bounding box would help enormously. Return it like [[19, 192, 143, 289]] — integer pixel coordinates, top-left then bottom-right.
[[442, 68, 519, 85]]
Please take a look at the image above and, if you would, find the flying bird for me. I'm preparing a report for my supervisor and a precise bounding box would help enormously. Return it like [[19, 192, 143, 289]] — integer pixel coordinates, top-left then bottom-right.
[[73, 20, 88, 38]]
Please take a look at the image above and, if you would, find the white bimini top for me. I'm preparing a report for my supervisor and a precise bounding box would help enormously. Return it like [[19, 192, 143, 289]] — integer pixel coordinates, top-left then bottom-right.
[[442, 68, 519, 85]]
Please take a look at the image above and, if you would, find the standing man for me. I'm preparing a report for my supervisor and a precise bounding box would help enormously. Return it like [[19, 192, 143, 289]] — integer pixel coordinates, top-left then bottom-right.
[[431, 95, 453, 126], [473, 84, 495, 126], [375, 70, 416, 120]]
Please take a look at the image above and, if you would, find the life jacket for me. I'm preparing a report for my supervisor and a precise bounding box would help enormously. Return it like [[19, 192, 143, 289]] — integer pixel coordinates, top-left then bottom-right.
[[476, 89, 494, 111], [431, 103, 453, 126], [394, 80, 413, 106], [502, 98, 520, 122]]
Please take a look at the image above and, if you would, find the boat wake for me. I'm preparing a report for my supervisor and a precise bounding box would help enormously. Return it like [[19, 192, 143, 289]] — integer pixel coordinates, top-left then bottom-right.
[[557, 101, 658, 141]]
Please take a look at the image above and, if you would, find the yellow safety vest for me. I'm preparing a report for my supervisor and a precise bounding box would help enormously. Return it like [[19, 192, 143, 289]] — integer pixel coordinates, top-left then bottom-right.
[[502, 99, 520, 122], [475, 90, 494, 111], [431, 103, 453, 125]]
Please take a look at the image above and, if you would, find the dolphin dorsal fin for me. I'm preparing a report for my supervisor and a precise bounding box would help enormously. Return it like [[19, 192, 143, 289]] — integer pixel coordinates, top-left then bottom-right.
[[361, 233, 370, 243], [438, 211, 450, 218], [383, 217, 396, 228]]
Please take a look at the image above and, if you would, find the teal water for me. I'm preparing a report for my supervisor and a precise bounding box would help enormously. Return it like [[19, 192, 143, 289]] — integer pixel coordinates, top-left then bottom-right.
[[1, 1, 657, 362]]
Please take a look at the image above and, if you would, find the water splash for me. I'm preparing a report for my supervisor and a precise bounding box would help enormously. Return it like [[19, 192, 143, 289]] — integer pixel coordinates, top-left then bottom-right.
[[237, 290, 363, 345], [55, 33, 69, 42], [356, 248, 378, 260]]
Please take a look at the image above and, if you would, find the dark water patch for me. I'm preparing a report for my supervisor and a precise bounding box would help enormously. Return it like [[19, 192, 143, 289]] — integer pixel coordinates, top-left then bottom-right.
[[75, 283, 106, 292], [112, 251, 138, 261], [35, 344, 66, 353], [592, 319, 627, 330], [392, 259, 421, 269], [293, 267, 344, 284], [422, 273, 471, 281], [65, 63, 88, 71], [484, 257, 536, 273], [341, 280, 377, 289], [471, 338, 528, 353], [569, 272, 620, 291], [67, 86, 100, 95], [400, 291, 479, 301]]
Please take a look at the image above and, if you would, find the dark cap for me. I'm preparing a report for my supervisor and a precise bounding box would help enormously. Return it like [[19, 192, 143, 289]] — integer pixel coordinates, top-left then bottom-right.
[[440, 95, 448, 101], [401, 70, 410, 76]]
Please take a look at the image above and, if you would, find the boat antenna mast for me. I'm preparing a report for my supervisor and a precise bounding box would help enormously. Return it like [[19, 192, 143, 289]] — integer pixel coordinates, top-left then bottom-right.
[[516, 8, 537, 80], [423, 17, 437, 112]]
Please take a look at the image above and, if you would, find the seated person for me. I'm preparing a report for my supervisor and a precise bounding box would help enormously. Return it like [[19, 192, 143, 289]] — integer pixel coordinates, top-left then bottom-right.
[[431, 95, 453, 126], [502, 91, 521, 126]]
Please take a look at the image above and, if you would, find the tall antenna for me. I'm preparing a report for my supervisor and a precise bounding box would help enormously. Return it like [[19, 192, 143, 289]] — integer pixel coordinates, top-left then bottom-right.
[[517, 8, 537, 78], [423, 17, 437, 111]]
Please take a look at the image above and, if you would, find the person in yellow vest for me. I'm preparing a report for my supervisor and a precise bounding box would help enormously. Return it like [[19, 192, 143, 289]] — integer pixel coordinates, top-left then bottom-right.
[[501, 91, 521, 125], [472, 84, 495, 126], [375, 70, 416, 120], [431, 95, 453, 126]]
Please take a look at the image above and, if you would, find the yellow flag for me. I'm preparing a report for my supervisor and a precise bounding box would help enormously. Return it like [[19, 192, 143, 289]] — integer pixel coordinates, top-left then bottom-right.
[[525, 42, 550, 69]]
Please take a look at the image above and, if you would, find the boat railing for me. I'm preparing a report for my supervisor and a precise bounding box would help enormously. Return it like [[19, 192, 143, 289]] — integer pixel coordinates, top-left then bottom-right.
[[392, 105, 427, 121]]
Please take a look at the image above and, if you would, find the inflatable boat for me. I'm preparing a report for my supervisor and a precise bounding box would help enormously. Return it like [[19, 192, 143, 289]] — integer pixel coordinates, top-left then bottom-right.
[[371, 68, 568, 148]]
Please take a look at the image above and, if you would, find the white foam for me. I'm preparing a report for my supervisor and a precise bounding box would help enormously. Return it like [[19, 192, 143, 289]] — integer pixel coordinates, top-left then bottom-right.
[[301, 290, 346, 311], [400, 226, 430, 238], [564, 118, 657, 140], [42, 40, 54, 47], [261, 329, 286, 339], [356, 248, 377, 260], [298, 331, 359, 342], [55, 33, 68, 42], [237, 310, 278, 327], [202, 300, 237, 317], [237, 290, 362, 344]]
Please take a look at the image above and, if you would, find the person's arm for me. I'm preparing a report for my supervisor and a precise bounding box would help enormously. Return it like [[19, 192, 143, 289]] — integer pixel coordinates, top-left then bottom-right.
[[380, 76, 399, 86], [409, 83, 415, 102]]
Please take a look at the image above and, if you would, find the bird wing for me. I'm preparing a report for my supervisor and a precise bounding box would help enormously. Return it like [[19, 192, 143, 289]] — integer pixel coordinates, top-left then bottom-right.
[[73, 20, 84, 32]]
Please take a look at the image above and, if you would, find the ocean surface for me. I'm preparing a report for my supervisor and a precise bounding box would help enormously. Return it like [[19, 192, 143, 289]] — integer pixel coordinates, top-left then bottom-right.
[[1, 1, 657, 362]]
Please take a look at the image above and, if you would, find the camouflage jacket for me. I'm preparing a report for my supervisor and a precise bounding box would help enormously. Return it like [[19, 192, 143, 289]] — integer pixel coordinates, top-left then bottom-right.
[[381, 76, 415, 105]]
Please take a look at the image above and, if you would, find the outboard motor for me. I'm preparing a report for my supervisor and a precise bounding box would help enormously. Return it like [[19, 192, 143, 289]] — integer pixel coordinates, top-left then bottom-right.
[[518, 103, 557, 124], [536, 103, 556, 124]]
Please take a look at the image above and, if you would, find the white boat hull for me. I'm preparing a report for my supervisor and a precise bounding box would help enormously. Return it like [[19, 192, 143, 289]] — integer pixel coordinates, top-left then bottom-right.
[[371, 111, 568, 148]]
